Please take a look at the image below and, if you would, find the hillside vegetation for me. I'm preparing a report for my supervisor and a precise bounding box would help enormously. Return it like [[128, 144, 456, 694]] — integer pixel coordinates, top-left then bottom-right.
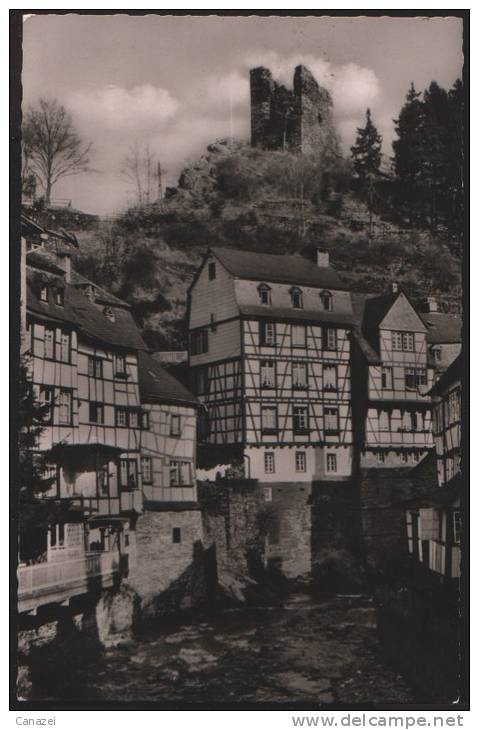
[[25, 139, 462, 350]]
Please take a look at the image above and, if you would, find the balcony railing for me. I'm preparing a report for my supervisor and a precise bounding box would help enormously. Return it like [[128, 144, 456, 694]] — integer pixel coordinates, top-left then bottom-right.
[[17, 550, 120, 613]]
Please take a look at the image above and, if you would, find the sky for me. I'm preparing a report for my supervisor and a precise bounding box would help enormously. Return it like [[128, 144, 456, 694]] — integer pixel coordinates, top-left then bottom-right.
[[22, 14, 464, 215]]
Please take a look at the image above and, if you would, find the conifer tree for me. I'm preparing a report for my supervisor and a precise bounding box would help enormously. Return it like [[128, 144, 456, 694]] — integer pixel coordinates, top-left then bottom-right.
[[350, 108, 382, 182]]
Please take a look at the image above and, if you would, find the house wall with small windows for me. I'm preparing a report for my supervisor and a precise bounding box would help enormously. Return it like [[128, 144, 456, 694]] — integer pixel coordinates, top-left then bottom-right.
[[188, 255, 239, 330], [140, 402, 197, 503]]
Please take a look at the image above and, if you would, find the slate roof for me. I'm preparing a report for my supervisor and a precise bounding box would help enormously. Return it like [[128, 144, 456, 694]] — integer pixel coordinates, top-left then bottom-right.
[[138, 350, 199, 407], [26, 249, 66, 276], [419, 311, 462, 344], [429, 353, 463, 397], [27, 267, 146, 351], [211, 247, 348, 290]]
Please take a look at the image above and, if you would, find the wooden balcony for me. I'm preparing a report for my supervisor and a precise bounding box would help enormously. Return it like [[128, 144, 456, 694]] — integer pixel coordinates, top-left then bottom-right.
[[17, 550, 120, 614]]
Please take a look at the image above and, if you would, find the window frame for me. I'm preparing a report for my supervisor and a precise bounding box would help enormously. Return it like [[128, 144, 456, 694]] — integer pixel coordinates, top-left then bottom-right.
[[261, 405, 278, 434], [58, 388, 73, 425], [258, 283, 272, 306], [295, 451, 307, 473], [292, 361, 308, 390], [169, 460, 191, 487], [89, 401, 104, 424], [54, 288, 65, 307], [114, 353, 127, 377], [290, 287, 303, 309], [259, 321, 276, 347], [320, 290, 333, 312], [323, 363, 338, 391], [115, 407, 128, 428], [322, 326, 337, 351], [170, 413, 182, 437], [141, 455, 153, 484], [40, 285, 48, 302], [381, 366, 393, 390], [326, 453, 337, 473], [264, 451, 275, 474], [88, 356, 103, 379], [260, 360, 276, 389], [291, 324, 307, 348], [324, 406, 339, 434], [39, 385, 55, 424], [44, 327, 55, 360], [208, 262, 216, 281], [119, 458, 138, 491], [292, 405, 309, 434]]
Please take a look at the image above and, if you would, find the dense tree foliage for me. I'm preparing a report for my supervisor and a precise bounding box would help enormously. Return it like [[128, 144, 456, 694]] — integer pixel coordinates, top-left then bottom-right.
[[350, 108, 382, 183]]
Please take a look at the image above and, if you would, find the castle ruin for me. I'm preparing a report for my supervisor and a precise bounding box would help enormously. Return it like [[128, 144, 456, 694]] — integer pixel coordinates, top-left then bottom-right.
[[250, 64, 338, 157]]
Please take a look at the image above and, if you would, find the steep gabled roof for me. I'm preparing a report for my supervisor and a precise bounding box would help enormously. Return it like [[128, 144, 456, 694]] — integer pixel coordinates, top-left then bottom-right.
[[70, 270, 130, 309], [420, 311, 462, 344], [210, 247, 348, 290], [429, 353, 463, 396], [138, 350, 199, 407]]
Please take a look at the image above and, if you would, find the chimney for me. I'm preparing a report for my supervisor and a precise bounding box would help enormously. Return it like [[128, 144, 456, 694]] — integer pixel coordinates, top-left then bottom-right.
[[391, 281, 399, 293], [425, 296, 438, 313], [59, 253, 71, 283], [317, 248, 329, 268]]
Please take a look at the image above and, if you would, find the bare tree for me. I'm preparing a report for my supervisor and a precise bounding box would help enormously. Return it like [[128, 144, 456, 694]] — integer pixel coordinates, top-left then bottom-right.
[[121, 143, 162, 207], [22, 98, 93, 204]]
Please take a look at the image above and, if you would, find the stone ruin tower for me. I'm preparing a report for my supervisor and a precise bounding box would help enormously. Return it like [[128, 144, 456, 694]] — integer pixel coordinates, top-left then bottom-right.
[[250, 64, 338, 157]]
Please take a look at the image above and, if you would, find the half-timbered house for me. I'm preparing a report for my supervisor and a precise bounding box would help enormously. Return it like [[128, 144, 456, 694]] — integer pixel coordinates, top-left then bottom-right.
[[188, 247, 356, 577], [128, 351, 203, 615], [418, 297, 462, 375], [405, 354, 462, 580]]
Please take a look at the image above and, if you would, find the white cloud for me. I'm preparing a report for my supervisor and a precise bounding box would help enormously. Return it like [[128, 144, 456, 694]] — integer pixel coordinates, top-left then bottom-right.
[[66, 84, 179, 134]]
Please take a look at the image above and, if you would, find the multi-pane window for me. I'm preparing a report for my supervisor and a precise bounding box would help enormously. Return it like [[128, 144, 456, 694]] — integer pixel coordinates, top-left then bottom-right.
[[392, 331, 415, 351], [44, 327, 55, 359], [453, 511, 462, 544], [323, 364, 337, 390], [264, 452, 275, 474], [208, 262, 216, 280], [382, 367, 393, 389], [115, 407, 128, 427], [89, 402, 104, 424], [322, 327, 337, 350], [114, 354, 127, 376], [58, 389, 72, 425], [170, 414, 182, 436], [320, 291, 333, 311], [292, 362, 307, 389], [326, 453, 337, 473], [141, 456, 153, 484], [129, 410, 139, 428], [448, 389, 461, 423], [293, 406, 309, 433], [260, 322, 276, 346], [57, 331, 70, 363], [40, 285, 48, 302], [169, 460, 191, 486], [260, 360, 275, 389], [405, 368, 427, 390], [88, 356, 103, 378], [190, 328, 209, 355], [39, 386, 54, 423], [262, 406, 278, 432], [324, 407, 339, 433], [258, 284, 271, 305], [290, 287, 303, 309], [119, 458, 137, 490], [291, 324, 306, 347], [295, 451, 306, 472]]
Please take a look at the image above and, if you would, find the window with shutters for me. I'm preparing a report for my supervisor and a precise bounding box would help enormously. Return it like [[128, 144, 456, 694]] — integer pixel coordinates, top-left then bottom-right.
[[293, 405, 309, 433], [260, 321, 275, 346], [258, 283, 271, 305], [58, 389, 72, 425], [260, 360, 275, 389], [264, 452, 275, 474], [295, 451, 306, 472], [324, 407, 339, 433], [141, 456, 153, 484], [292, 362, 308, 389], [262, 406, 278, 433], [326, 453, 337, 473], [322, 327, 337, 350], [291, 324, 306, 347], [323, 364, 337, 391]]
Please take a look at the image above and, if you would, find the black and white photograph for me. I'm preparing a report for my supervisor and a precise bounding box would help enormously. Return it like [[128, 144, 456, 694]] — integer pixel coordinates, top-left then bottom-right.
[[10, 10, 468, 711]]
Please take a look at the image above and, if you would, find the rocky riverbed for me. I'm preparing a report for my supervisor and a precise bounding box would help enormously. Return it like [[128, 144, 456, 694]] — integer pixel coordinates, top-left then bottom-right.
[[27, 593, 414, 705]]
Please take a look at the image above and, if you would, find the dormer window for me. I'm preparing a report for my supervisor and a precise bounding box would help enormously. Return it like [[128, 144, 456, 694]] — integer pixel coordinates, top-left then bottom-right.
[[54, 288, 64, 307], [432, 345, 442, 362], [258, 283, 271, 306], [40, 285, 48, 302], [320, 291, 333, 312], [290, 287, 303, 309], [104, 307, 115, 322]]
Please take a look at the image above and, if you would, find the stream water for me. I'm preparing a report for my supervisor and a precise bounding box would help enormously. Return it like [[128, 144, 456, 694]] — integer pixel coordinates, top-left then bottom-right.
[[33, 593, 414, 705]]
